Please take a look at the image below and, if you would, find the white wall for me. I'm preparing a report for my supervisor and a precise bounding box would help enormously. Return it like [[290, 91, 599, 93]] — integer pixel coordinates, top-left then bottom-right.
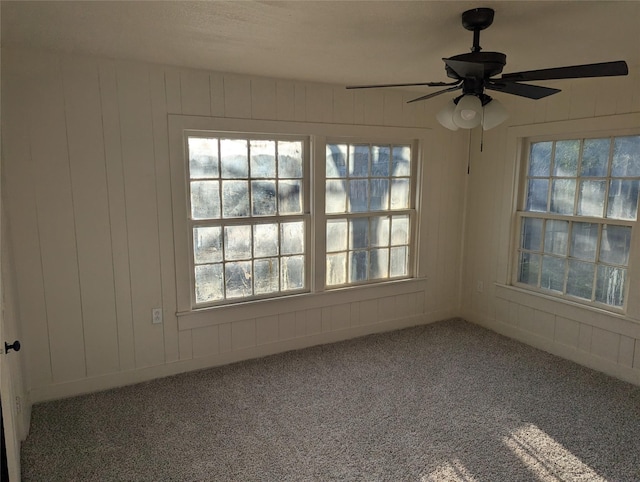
[[1, 48, 468, 405], [460, 70, 640, 386]]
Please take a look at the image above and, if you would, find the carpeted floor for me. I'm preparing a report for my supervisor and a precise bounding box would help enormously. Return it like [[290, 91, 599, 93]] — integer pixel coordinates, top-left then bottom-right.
[[21, 319, 640, 481]]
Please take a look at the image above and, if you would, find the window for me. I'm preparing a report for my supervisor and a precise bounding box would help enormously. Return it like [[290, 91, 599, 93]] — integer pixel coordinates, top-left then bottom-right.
[[187, 134, 309, 306], [515, 135, 640, 309], [325, 142, 414, 286], [172, 116, 424, 311]]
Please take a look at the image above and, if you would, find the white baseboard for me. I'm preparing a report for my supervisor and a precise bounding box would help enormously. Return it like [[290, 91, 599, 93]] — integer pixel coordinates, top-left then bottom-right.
[[29, 309, 455, 404]]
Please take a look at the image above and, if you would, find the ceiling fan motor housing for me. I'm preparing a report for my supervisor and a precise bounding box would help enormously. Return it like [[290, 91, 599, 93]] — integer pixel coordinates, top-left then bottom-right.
[[445, 51, 507, 80]]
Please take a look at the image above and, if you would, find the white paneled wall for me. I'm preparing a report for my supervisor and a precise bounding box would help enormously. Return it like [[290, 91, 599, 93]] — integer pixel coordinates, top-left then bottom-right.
[[460, 70, 640, 385], [1, 48, 468, 403]]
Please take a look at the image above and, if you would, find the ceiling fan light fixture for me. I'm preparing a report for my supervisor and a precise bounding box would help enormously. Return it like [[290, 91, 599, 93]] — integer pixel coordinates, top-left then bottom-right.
[[482, 98, 509, 130], [436, 100, 459, 131], [453, 94, 482, 129]]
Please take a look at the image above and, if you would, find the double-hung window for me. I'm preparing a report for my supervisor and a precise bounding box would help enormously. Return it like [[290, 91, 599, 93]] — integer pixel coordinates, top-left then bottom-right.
[[187, 134, 309, 306], [325, 142, 414, 286], [515, 134, 640, 309]]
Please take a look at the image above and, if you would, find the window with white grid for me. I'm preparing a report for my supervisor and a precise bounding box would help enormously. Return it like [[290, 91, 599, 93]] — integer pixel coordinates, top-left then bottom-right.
[[515, 135, 640, 309]]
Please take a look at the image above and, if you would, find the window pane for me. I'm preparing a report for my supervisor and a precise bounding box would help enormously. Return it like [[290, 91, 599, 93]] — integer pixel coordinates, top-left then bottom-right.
[[550, 179, 576, 215], [577, 180, 606, 217], [225, 261, 252, 298], [349, 250, 368, 282], [607, 180, 639, 220], [326, 144, 347, 178], [195, 264, 224, 303], [390, 179, 410, 209], [349, 145, 370, 177], [566, 260, 594, 300], [370, 179, 389, 210], [222, 180, 250, 218], [581, 138, 610, 177], [349, 179, 369, 212], [541, 256, 565, 292], [595, 265, 626, 307], [279, 180, 302, 214], [543, 220, 568, 255], [250, 140, 275, 178], [570, 222, 598, 261], [220, 139, 248, 178], [518, 252, 540, 286], [281, 255, 304, 290], [521, 217, 543, 251], [529, 142, 552, 177], [370, 248, 389, 279], [371, 146, 390, 176], [326, 253, 347, 286], [392, 146, 411, 177], [326, 179, 347, 213], [224, 225, 252, 260], [391, 215, 409, 246], [389, 246, 408, 277], [193, 226, 222, 264], [191, 180, 220, 219], [526, 179, 549, 212], [599, 225, 631, 265], [188, 137, 218, 178], [553, 140, 580, 177], [611, 136, 640, 177], [349, 218, 369, 249], [278, 141, 303, 178], [254, 258, 279, 294], [371, 216, 390, 247], [326, 219, 347, 252], [281, 221, 304, 255], [253, 223, 279, 258], [251, 180, 277, 216]]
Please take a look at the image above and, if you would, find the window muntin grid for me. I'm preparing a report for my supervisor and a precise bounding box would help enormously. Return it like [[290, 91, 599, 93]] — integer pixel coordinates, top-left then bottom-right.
[[187, 135, 308, 306], [325, 142, 413, 287], [516, 135, 639, 308]]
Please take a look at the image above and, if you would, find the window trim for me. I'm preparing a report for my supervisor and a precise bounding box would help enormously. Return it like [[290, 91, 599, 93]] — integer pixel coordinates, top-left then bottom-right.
[[503, 114, 640, 318], [168, 115, 430, 319]]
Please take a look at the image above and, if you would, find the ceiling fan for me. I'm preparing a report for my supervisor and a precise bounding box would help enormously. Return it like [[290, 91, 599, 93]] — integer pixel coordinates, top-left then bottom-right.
[[346, 7, 629, 130]]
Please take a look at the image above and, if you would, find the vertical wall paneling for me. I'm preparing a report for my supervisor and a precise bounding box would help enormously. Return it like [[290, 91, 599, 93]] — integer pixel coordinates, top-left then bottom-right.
[[293, 84, 306, 122], [279, 312, 296, 340], [231, 319, 256, 350], [149, 65, 179, 363], [256, 315, 279, 346], [251, 77, 277, 120], [209, 73, 225, 117], [223, 75, 252, 119], [61, 57, 120, 377], [180, 70, 212, 117], [219, 323, 232, 353], [275, 80, 295, 121], [352, 90, 366, 125], [568, 80, 597, 119], [383, 91, 404, 126], [191, 325, 219, 359], [98, 61, 136, 371], [1, 56, 52, 388], [27, 54, 87, 383], [305, 308, 322, 336], [363, 90, 384, 125], [332, 87, 354, 125], [164, 68, 182, 115], [116, 62, 165, 368], [305, 84, 333, 123], [178, 330, 193, 361]]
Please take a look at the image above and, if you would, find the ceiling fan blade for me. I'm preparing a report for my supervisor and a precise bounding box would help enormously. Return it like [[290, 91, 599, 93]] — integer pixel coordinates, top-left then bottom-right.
[[443, 58, 485, 78], [346, 80, 460, 90], [487, 81, 561, 99], [407, 84, 462, 104], [501, 60, 628, 82]]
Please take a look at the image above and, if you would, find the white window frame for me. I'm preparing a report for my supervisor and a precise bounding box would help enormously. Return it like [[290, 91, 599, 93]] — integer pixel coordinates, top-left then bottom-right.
[[324, 137, 418, 288], [168, 115, 429, 319], [510, 123, 640, 314]]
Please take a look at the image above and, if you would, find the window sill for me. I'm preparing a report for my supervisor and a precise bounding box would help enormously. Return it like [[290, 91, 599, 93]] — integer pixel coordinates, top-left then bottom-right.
[[495, 283, 640, 337], [178, 277, 427, 331]]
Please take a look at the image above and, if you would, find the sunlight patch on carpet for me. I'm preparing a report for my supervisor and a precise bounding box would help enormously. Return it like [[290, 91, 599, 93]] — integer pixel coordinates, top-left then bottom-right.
[[503, 423, 605, 481], [421, 458, 478, 482]]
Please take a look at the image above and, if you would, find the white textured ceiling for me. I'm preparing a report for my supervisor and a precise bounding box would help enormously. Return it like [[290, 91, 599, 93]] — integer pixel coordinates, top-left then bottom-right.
[[2, 1, 639, 87]]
